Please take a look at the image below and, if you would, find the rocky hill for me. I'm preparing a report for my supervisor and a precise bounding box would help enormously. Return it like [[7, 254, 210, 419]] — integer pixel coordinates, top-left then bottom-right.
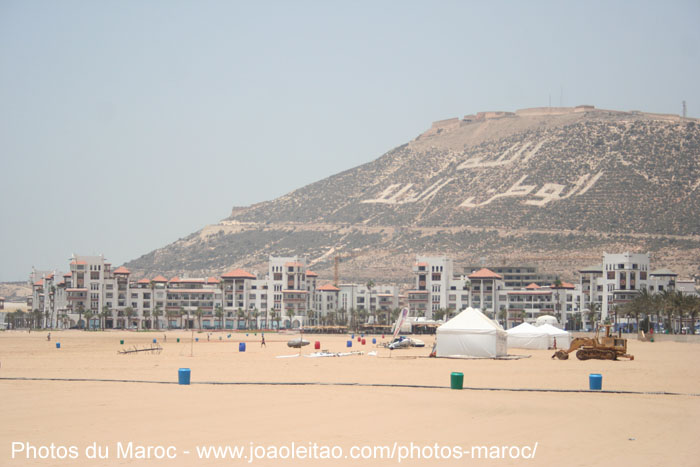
[[125, 106, 700, 283]]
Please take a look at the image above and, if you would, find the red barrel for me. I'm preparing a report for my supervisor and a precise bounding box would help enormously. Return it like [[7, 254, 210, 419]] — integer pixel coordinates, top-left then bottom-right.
[[314, 341, 320, 350], [357, 336, 361, 342], [361, 338, 366, 345]]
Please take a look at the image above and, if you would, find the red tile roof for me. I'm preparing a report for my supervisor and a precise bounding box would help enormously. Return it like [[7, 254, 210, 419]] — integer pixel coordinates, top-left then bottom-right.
[[551, 281, 575, 289], [169, 276, 180, 283], [70, 260, 87, 265], [137, 278, 150, 284], [46, 273, 54, 280], [415, 262, 429, 267], [306, 270, 318, 277], [63, 273, 72, 277], [318, 284, 340, 292], [152, 275, 168, 283], [34, 280, 43, 287], [525, 283, 541, 289], [221, 269, 256, 279], [113, 266, 131, 275], [207, 277, 220, 284], [468, 268, 503, 280]]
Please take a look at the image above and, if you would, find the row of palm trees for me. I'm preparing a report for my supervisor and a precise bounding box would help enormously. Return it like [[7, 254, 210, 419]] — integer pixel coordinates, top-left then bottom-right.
[[615, 289, 700, 334], [8, 303, 409, 332]]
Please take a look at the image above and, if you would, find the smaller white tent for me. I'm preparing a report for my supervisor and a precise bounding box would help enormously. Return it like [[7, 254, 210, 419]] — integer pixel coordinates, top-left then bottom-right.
[[506, 322, 549, 349], [537, 323, 571, 349], [436, 307, 507, 358], [536, 315, 559, 326]]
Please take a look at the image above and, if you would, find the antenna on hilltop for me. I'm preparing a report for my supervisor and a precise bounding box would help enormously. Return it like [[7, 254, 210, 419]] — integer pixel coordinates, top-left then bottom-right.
[[560, 86, 563, 107], [682, 100, 687, 118]]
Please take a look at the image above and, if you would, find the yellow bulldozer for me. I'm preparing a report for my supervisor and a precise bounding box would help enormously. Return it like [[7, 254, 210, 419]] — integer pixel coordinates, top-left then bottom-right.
[[552, 324, 634, 361]]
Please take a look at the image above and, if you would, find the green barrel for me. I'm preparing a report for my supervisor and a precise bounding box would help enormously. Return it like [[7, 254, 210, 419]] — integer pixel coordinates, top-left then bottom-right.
[[120, 339, 124, 345], [450, 372, 464, 390], [177, 338, 180, 343]]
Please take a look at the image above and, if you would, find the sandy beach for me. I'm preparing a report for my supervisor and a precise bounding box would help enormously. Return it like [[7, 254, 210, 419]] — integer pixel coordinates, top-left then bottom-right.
[[1, 330, 698, 466]]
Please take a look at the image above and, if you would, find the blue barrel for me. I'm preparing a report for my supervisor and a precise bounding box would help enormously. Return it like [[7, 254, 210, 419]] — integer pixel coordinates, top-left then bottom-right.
[[246, 333, 249, 337], [55, 342, 61, 349], [153, 338, 157, 344], [239, 342, 246, 352], [589, 373, 602, 390], [351, 334, 354, 339], [195, 338, 199, 342], [372, 338, 376, 344], [178, 368, 191, 385], [346, 340, 352, 348]]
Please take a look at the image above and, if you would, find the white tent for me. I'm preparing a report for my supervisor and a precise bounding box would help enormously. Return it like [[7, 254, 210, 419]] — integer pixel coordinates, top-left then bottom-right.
[[536, 315, 559, 326], [537, 323, 572, 349], [506, 322, 549, 349], [435, 307, 507, 358]]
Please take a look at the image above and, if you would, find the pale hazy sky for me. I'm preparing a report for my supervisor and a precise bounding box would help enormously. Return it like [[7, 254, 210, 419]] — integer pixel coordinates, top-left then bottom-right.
[[1, 0, 698, 281]]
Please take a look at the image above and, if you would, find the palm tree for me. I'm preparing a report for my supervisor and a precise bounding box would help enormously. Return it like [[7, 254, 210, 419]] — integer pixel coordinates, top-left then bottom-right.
[[236, 308, 246, 330], [124, 307, 135, 329], [658, 289, 675, 333], [179, 306, 188, 330], [285, 308, 295, 329], [586, 302, 599, 330], [214, 305, 224, 330], [152, 305, 162, 330], [142, 308, 151, 330], [623, 298, 643, 333], [498, 305, 508, 329], [84, 310, 95, 330], [269, 310, 278, 330], [357, 308, 368, 329], [165, 309, 178, 330], [76, 305, 85, 329], [100, 305, 111, 330], [686, 295, 700, 334], [194, 307, 204, 330], [552, 278, 563, 328], [636, 288, 655, 332], [349, 307, 357, 331], [676, 291, 694, 334], [365, 280, 375, 324], [251, 309, 259, 330]]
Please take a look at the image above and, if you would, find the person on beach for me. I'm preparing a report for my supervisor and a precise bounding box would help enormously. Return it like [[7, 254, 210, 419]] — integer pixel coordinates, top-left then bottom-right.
[[47, 332, 51, 341], [261, 333, 266, 347]]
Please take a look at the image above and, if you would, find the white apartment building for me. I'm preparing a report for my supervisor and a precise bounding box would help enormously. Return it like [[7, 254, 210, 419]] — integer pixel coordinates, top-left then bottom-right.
[[502, 282, 578, 329], [579, 252, 678, 321], [338, 283, 401, 323], [31, 253, 400, 330]]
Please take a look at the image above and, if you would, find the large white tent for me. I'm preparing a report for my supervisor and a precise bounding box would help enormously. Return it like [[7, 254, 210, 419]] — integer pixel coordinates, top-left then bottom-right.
[[506, 322, 549, 349], [537, 323, 572, 349], [435, 307, 507, 358], [536, 315, 559, 326]]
